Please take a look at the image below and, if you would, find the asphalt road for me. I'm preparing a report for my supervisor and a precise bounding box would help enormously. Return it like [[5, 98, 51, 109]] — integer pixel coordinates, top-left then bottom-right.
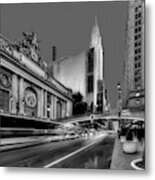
[[0, 134, 115, 169]]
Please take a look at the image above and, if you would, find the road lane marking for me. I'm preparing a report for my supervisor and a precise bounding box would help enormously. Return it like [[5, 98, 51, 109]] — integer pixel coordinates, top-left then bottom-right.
[[44, 135, 106, 168]]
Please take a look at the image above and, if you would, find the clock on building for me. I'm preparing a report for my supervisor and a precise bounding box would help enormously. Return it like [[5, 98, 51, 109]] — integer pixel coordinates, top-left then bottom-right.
[[0, 74, 11, 88], [25, 89, 37, 108], [30, 49, 38, 62]]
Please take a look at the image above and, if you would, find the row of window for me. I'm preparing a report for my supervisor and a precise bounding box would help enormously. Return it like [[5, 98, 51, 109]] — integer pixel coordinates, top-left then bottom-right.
[[87, 48, 94, 93], [135, 33, 141, 41], [87, 75, 94, 93], [135, 19, 142, 27], [135, 41, 141, 48], [134, 5, 142, 91], [135, 48, 141, 54], [135, 6, 142, 13], [135, 55, 141, 61], [135, 76, 141, 83], [87, 48, 94, 73], [135, 12, 142, 20], [135, 69, 141, 76], [135, 26, 141, 34], [135, 61, 141, 69]]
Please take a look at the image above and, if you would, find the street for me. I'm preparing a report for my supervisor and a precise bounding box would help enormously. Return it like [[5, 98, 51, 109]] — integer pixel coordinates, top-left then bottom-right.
[[0, 134, 115, 169]]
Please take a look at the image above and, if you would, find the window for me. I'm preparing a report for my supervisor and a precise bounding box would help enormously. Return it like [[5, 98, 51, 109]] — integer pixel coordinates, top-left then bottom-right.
[[135, 55, 141, 61], [135, 20, 142, 26], [56, 100, 62, 119], [135, 14, 138, 19], [135, 62, 141, 68], [135, 7, 138, 12], [135, 34, 141, 41], [87, 75, 94, 93], [135, 6, 142, 13], [135, 76, 141, 83], [138, 27, 141, 32], [138, 34, 141, 39], [135, 77, 138, 82], [135, 27, 141, 34], [135, 35, 138, 40], [135, 28, 138, 33], [135, 69, 141, 76], [138, 41, 141, 46], [138, 13, 142, 18], [135, 12, 142, 19], [135, 48, 141, 55], [87, 48, 94, 73], [135, 41, 141, 47], [47, 93, 51, 118], [135, 49, 138, 54], [0, 89, 10, 112]]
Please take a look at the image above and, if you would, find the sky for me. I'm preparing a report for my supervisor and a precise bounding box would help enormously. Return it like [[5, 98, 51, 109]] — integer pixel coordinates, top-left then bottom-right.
[[1, 1, 128, 108]]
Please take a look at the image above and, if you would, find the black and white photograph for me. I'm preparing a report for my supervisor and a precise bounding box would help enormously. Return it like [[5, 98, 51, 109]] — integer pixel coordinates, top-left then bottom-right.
[[0, 0, 145, 170]]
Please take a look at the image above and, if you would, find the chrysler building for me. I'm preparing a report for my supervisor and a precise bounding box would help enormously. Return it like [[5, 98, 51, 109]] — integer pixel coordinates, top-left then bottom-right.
[[87, 16, 106, 112]]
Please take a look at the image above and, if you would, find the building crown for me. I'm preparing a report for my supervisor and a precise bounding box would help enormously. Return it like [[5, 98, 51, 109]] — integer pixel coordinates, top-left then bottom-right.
[[90, 16, 101, 47]]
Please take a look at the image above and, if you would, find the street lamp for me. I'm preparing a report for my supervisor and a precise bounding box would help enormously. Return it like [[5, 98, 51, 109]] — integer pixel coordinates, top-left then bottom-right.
[[117, 82, 122, 126]]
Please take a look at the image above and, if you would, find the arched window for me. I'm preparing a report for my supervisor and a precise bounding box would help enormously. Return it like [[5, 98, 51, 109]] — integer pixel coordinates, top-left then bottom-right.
[[56, 100, 62, 119], [0, 69, 11, 112], [24, 87, 37, 117]]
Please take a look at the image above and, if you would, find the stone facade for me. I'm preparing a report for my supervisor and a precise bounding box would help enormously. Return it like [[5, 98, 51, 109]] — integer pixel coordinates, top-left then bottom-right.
[[0, 34, 73, 121], [123, 0, 145, 111]]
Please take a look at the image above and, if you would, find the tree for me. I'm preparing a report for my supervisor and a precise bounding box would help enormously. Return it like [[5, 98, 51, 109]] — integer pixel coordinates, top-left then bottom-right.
[[72, 92, 83, 103], [72, 92, 88, 115]]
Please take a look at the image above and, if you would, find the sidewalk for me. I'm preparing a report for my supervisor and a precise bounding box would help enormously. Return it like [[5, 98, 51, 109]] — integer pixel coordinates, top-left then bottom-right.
[[110, 137, 143, 170]]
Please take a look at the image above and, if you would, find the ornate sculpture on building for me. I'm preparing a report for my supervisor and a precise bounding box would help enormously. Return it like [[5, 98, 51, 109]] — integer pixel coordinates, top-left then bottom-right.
[[22, 31, 39, 51], [12, 31, 44, 65]]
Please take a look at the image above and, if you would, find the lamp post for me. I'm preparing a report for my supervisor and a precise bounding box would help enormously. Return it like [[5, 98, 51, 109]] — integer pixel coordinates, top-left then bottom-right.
[[117, 82, 122, 127]]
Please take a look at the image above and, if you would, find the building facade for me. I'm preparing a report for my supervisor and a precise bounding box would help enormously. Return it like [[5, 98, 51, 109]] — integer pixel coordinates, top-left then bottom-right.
[[0, 33, 73, 121], [52, 18, 107, 113], [123, 0, 145, 111], [53, 52, 87, 101]]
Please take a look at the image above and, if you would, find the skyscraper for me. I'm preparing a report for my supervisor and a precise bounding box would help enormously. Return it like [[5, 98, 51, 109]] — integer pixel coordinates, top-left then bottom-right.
[[123, 0, 145, 111], [52, 17, 107, 113], [87, 16, 105, 112]]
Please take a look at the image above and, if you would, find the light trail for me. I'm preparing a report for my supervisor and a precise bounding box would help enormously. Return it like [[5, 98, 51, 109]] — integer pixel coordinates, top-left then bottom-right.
[[44, 134, 106, 168]]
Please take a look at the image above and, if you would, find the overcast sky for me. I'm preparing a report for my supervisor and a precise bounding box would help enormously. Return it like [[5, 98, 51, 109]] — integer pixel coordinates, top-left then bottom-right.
[[1, 1, 128, 108]]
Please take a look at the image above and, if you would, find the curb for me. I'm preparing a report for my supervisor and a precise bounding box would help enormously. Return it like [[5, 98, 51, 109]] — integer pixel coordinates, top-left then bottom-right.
[[131, 158, 144, 170]]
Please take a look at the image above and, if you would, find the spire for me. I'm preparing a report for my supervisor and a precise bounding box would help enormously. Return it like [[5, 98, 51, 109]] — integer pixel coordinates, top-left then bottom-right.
[[90, 15, 101, 47], [92, 15, 100, 36], [95, 15, 97, 26]]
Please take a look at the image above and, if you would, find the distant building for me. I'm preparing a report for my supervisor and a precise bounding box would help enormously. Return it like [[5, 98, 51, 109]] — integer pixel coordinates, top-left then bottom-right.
[[52, 52, 87, 101], [123, 0, 145, 111], [0, 33, 73, 121], [51, 17, 107, 113]]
